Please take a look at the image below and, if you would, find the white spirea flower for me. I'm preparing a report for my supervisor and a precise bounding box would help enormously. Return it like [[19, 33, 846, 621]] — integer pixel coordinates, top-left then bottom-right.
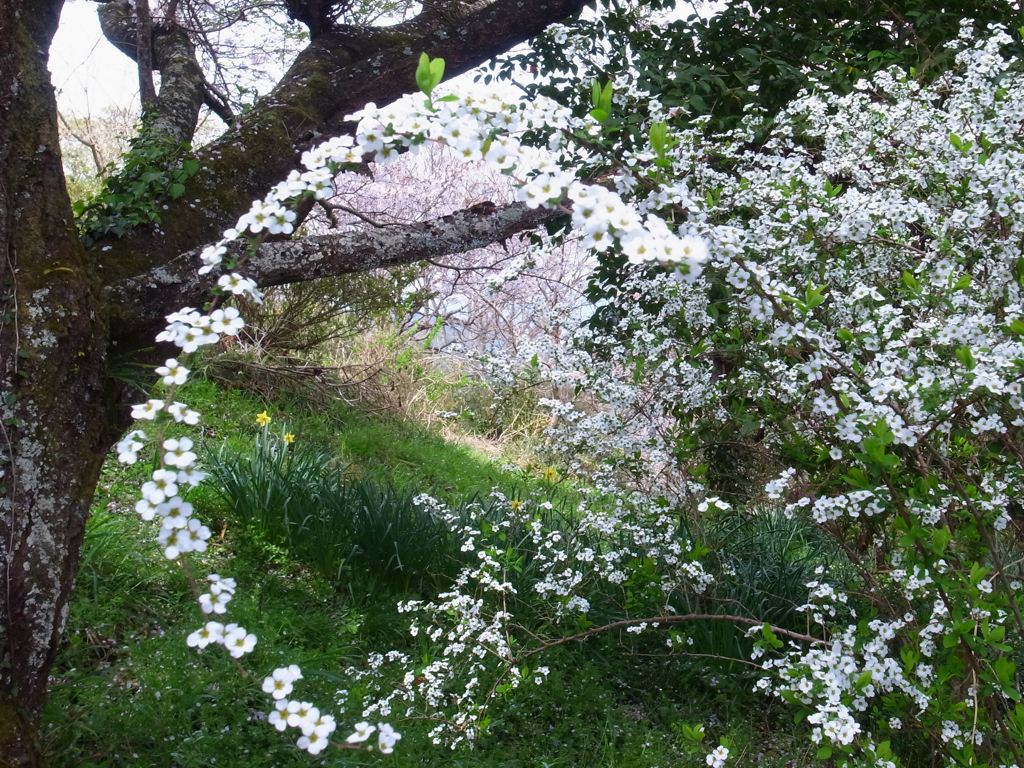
[[162, 437, 197, 468], [155, 358, 189, 386], [346, 721, 376, 743], [218, 273, 264, 303], [223, 624, 257, 657], [116, 430, 146, 464], [263, 666, 302, 700], [199, 589, 232, 615], [377, 722, 402, 753], [131, 399, 165, 420], [707, 745, 729, 768], [186, 621, 225, 649]]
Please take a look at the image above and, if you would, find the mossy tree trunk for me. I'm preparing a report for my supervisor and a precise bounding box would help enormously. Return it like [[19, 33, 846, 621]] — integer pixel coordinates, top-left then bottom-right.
[[0, 0, 583, 762], [0, 0, 111, 763]]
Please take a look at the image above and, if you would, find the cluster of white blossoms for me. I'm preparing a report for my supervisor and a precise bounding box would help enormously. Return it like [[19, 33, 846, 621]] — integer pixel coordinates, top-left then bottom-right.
[[706, 745, 729, 768], [310, 22, 1024, 766], [184, 579, 258, 658], [261, 667, 346, 755], [345, 721, 403, 754], [345, 489, 715, 746], [119, 411, 210, 560]]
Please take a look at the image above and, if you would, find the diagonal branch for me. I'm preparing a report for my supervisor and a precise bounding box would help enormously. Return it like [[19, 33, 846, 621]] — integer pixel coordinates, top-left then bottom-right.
[[107, 200, 564, 348], [134, 0, 158, 108]]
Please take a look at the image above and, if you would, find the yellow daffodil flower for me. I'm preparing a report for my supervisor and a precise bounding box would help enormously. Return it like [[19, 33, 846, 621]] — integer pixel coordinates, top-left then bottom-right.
[[256, 410, 271, 426]]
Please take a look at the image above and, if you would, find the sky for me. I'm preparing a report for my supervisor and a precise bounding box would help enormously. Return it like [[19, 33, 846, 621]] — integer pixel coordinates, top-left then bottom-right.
[[49, 0, 140, 117]]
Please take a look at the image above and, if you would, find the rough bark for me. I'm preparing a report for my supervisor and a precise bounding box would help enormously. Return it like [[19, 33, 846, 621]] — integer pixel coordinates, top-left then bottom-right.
[[0, 0, 110, 763], [109, 201, 564, 349]]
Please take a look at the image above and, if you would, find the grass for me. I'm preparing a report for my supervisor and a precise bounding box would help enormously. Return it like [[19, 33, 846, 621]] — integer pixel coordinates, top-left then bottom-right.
[[42, 377, 815, 767]]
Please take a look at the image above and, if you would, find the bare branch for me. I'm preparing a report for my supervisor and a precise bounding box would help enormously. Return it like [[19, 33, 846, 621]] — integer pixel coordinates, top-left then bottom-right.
[[201, 80, 234, 124], [321, 200, 388, 227], [514, 614, 824, 662], [56, 110, 103, 174], [107, 200, 566, 346], [135, 0, 158, 108]]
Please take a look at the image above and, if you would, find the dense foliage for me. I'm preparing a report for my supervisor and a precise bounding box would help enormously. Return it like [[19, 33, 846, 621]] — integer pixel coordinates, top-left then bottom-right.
[[76, 2, 1024, 767]]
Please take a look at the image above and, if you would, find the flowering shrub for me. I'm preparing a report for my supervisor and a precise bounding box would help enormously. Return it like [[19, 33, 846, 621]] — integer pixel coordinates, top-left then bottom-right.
[[114, 20, 1024, 767]]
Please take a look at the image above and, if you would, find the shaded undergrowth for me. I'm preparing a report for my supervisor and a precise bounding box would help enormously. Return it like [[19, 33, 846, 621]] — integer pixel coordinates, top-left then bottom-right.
[[43, 379, 816, 767]]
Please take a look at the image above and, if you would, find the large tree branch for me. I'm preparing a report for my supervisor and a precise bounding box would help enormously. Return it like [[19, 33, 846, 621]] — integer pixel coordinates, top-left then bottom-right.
[[90, 0, 589, 282], [107, 201, 564, 348], [96, 0, 206, 146]]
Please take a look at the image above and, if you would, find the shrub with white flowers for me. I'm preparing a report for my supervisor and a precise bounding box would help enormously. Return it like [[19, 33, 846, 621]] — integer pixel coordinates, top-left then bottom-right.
[[116, 21, 1024, 765], [342, 26, 1024, 768]]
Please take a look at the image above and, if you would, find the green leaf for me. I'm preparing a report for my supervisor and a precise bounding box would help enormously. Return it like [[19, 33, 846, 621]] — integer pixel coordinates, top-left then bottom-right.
[[169, 183, 185, 199], [430, 58, 444, 86], [599, 80, 613, 115], [1008, 319, 1024, 336], [969, 562, 988, 586], [804, 284, 827, 309], [650, 121, 668, 156], [589, 109, 609, 123], [817, 745, 833, 759], [994, 657, 1016, 686], [842, 467, 870, 488], [416, 53, 445, 97], [952, 274, 972, 291], [901, 270, 920, 291], [955, 346, 976, 370]]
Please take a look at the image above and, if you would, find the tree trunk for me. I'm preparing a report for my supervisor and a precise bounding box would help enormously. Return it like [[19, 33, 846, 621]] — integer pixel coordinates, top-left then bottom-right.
[[0, 0, 112, 763]]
